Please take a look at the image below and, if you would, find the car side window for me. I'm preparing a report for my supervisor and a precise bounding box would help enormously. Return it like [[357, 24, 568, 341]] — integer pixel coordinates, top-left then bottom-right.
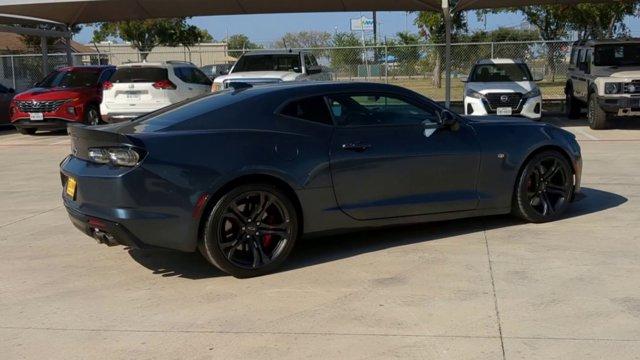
[[191, 68, 213, 86], [280, 96, 333, 125], [327, 94, 437, 127], [570, 48, 577, 66], [585, 49, 593, 74], [175, 67, 213, 86]]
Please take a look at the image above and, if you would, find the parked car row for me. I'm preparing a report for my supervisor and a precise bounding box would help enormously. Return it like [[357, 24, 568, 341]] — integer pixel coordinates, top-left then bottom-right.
[[8, 61, 212, 135]]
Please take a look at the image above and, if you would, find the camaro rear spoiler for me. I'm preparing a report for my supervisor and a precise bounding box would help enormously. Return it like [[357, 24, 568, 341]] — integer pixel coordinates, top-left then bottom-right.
[[68, 124, 139, 160]]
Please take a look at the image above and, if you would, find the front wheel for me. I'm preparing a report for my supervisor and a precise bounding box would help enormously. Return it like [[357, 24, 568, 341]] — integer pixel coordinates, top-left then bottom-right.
[[588, 95, 610, 130], [513, 151, 574, 223], [199, 184, 299, 278]]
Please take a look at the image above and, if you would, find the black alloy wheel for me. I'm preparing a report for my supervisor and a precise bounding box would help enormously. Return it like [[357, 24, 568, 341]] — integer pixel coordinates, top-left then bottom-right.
[[199, 184, 298, 278], [513, 151, 573, 223]]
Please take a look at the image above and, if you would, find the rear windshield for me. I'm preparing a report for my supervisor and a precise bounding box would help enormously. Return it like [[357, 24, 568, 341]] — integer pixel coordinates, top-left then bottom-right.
[[594, 44, 640, 67], [38, 70, 100, 88], [110, 67, 168, 83], [233, 54, 302, 73], [469, 63, 532, 82]]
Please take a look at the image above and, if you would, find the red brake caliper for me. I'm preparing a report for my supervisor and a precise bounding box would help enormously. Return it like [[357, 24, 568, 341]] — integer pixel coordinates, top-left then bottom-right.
[[262, 215, 274, 249]]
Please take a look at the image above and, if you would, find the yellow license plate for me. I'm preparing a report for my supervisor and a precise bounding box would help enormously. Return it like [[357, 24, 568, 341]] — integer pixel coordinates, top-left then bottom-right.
[[66, 177, 77, 198]]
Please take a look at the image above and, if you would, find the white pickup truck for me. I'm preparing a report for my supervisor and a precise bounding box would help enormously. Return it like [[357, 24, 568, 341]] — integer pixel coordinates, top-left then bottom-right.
[[212, 50, 332, 91]]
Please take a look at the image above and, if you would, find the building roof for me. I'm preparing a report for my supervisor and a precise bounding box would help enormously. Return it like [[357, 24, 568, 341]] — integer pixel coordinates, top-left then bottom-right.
[[0, 32, 91, 54]]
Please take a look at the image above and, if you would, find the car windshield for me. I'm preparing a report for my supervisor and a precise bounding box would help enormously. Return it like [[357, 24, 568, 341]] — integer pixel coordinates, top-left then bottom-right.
[[233, 54, 302, 73], [469, 63, 532, 82], [37, 70, 100, 88], [594, 44, 640, 67]]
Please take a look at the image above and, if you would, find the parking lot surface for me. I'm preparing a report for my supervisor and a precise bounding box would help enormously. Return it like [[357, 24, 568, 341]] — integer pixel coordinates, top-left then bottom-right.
[[1, 116, 639, 359]]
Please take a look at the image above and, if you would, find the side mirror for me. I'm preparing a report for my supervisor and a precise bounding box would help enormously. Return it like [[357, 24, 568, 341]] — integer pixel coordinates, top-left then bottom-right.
[[459, 75, 469, 83], [219, 70, 229, 76], [533, 75, 544, 82], [8, 88, 15, 94], [306, 65, 322, 75], [438, 110, 459, 130]]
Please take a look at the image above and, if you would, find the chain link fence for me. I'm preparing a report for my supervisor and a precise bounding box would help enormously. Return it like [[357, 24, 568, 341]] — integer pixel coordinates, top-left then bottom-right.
[[0, 40, 571, 101]]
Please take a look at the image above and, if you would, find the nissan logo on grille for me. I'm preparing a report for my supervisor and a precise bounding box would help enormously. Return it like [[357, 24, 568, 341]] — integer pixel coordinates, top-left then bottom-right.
[[500, 95, 510, 103]]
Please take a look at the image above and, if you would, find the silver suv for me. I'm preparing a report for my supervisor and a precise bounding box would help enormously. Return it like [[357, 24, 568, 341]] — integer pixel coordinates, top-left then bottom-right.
[[565, 39, 640, 129]]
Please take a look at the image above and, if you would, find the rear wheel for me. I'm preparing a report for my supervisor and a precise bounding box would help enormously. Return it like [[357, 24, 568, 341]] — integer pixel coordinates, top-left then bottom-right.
[[199, 184, 299, 278], [18, 128, 37, 135], [565, 89, 581, 119], [84, 105, 101, 126], [588, 95, 610, 130], [513, 151, 574, 223]]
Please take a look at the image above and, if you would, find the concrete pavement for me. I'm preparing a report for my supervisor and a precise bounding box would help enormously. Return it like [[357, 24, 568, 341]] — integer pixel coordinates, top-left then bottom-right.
[[0, 118, 639, 359]]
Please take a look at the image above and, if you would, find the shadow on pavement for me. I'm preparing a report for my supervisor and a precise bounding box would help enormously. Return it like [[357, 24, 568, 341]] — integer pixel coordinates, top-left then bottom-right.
[[128, 187, 626, 279]]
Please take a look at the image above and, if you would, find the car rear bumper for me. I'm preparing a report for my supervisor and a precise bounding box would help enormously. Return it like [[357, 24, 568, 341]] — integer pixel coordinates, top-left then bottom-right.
[[60, 155, 201, 252]]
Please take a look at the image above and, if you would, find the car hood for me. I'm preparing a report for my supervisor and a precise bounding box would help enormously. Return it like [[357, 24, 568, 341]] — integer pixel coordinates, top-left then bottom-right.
[[14, 87, 92, 101], [214, 71, 301, 83], [466, 81, 536, 94], [594, 67, 640, 79]]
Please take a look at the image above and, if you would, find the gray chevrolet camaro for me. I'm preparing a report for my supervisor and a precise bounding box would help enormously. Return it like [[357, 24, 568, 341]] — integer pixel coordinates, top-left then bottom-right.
[[61, 82, 582, 277]]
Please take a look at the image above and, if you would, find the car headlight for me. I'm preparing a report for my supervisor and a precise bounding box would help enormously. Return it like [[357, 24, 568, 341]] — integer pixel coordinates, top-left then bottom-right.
[[605, 82, 623, 94], [523, 88, 541, 99], [88, 147, 141, 167], [465, 89, 484, 99], [211, 83, 223, 92]]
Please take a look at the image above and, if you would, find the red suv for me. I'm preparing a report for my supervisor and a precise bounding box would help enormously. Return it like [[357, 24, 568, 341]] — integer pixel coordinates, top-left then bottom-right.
[[10, 66, 115, 135]]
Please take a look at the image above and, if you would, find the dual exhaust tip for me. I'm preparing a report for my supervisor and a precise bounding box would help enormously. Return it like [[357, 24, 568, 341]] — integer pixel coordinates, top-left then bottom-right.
[[93, 229, 119, 247]]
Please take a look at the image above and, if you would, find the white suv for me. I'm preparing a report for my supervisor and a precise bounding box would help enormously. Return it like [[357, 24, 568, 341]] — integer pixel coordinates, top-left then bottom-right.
[[101, 61, 212, 123], [463, 59, 543, 120], [565, 39, 640, 129]]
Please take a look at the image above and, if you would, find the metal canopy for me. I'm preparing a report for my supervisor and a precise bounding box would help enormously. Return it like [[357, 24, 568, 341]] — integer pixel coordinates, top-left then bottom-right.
[[0, 0, 629, 106], [0, 0, 620, 24]]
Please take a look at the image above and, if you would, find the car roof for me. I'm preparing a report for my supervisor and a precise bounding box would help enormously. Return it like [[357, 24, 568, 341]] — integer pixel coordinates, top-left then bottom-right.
[[117, 61, 196, 68], [222, 81, 423, 101], [242, 50, 304, 56], [574, 38, 640, 47], [475, 58, 525, 65], [56, 65, 115, 72]]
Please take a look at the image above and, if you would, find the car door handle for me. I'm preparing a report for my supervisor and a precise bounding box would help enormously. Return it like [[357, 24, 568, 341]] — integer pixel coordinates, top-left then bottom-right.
[[341, 143, 371, 152]]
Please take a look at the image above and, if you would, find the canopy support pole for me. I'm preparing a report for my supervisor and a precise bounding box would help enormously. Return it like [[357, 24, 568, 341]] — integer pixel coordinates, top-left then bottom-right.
[[41, 36, 49, 76], [442, 0, 452, 109], [65, 27, 73, 66]]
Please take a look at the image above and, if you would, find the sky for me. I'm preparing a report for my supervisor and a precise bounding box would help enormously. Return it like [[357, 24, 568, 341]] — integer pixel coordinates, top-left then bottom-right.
[[75, 11, 640, 45]]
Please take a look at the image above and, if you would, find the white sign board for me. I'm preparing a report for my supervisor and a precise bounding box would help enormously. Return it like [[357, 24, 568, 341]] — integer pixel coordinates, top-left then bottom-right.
[[350, 16, 374, 31]]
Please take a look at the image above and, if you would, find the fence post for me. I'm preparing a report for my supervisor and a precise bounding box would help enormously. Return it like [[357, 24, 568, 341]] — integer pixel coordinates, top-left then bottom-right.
[[10, 55, 16, 90], [384, 45, 389, 84], [491, 42, 495, 59]]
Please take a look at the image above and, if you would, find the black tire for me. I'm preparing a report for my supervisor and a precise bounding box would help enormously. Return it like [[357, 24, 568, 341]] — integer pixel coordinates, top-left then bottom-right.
[[199, 183, 299, 278], [513, 150, 574, 223], [18, 128, 37, 135], [588, 95, 610, 130], [84, 105, 101, 126], [565, 89, 581, 119]]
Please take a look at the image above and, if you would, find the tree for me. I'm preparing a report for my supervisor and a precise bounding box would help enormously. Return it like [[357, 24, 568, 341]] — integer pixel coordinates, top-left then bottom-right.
[[387, 32, 423, 76], [92, 18, 212, 60], [275, 31, 332, 49], [226, 34, 261, 58], [330, 32, 364, 76], [567, 3, 639, 40], [19, 24, 83, 53], [414, 11, 468, 87]]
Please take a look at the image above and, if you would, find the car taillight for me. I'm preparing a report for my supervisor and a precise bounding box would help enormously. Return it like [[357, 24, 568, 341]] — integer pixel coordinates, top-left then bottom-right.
[[88, 147, 142, 167], [153, 80, 176, 90], [102, 81, 113, 90]]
